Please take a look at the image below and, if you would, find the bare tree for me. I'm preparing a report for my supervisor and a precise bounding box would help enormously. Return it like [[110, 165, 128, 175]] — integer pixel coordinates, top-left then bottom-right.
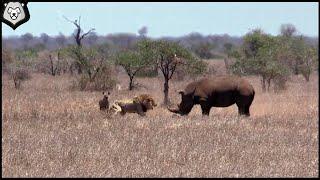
[[63, 16, 95, 47], [63, 16, 95, 74]]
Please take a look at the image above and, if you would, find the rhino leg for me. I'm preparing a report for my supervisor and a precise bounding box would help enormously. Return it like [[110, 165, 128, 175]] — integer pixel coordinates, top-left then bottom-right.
[[238, 106, 245, 115], [237, 106, 250, 116], [236, 96, 252, 117], [244, 106, 250, 116], [200, 102, 211, 116]]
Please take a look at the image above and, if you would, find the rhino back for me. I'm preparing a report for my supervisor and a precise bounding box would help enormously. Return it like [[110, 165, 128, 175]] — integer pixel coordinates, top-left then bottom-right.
[[188, 76, 254, 96]]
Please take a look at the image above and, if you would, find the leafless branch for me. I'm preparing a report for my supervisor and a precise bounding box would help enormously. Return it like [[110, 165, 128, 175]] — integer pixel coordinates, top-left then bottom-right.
[[80, 28, 95, 40], [63, 15, 79, 28]]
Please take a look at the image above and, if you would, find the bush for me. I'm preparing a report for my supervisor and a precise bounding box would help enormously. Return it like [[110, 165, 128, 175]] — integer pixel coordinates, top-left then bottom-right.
[[10, 68, 31, 89], [2, 48, 15, 74], [273, 75, 288, 93], [70, 63, 117, 91]]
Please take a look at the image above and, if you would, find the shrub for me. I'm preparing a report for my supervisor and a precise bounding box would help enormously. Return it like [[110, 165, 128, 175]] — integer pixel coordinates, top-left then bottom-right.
[[2, 48, 15, 74], [273, 75, 288, 92], [70, 62, 117, 91], [10, 68, 31, 89]]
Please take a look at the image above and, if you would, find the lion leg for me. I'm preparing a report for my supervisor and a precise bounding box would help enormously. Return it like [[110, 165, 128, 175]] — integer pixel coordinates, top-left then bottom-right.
[[136, 104, 146, 116], [110, 103, 122, 115], [120, 111, 126, 116]]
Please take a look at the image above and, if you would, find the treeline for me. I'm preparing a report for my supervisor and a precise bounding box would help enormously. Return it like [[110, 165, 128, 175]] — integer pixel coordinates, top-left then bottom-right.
[[2, 30, 318, 60], [227, 24, 318, 92], [2, 23, 319, 104], [2, 32, 245, 59]]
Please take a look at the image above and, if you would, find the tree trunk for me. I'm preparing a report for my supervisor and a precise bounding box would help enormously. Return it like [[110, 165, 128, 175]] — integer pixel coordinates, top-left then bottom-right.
[[49, 55, 55, 76], [163, 78, 170, 105], [50, 60, 55, 76], [129, 76, 134, 90], [267, 78, 271, 92], [261, 75, 266, 92], [294, 60, 299, 75], [224, 58, 230, 74]]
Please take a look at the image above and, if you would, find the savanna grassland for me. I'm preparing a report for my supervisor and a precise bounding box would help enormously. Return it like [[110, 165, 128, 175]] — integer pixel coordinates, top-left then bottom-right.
[[2, 60, 319, 177]]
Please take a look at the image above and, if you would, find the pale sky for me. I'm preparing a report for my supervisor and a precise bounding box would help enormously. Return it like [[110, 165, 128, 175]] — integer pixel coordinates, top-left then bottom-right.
[[2, 2, 319, 37]]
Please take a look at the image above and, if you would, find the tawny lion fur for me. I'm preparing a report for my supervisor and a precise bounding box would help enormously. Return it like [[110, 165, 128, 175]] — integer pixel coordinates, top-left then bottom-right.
[[109, 94, 157, 116]]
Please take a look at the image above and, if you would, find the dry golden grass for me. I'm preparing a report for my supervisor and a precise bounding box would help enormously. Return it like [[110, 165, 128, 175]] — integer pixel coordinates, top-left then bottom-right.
[[2, 67, 318, 177]]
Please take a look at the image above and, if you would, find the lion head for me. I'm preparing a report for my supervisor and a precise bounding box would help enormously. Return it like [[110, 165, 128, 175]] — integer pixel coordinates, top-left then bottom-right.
[[133, 94, 157, 111]]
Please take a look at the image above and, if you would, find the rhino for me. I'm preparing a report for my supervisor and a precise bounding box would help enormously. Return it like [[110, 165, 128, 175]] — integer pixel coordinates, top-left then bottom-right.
[[167, 76, 255, 116]]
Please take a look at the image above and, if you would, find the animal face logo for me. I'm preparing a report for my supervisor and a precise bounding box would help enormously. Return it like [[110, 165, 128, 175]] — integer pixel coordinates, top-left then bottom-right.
[[1, 1, 30, 30], [8, 7, 21, 20]]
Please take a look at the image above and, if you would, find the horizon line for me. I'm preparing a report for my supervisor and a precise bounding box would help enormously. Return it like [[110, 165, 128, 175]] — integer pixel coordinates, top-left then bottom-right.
[[2, 31, 318, 39]]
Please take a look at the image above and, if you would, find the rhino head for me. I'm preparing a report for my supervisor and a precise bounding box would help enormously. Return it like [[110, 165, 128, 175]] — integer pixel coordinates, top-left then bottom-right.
[[167, 90, 195, 116]]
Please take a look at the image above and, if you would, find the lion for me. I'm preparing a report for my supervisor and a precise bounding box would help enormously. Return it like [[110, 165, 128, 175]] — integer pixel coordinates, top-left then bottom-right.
[[109, 94, 157, 116]]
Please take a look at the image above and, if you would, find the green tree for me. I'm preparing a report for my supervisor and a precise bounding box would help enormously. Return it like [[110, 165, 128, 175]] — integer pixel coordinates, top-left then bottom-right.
[[290, 36, 317, 82], [64, 16, 95, 74], [115, 50, 150, 90], [139, 40, 202, 105], [299, 46, 317, 82], [63, 45, 116, 91], [277, 33, 317, 82], [231, 29, 290, 92], [64, 45, 100, 80], [135, 39, 158, 77]]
